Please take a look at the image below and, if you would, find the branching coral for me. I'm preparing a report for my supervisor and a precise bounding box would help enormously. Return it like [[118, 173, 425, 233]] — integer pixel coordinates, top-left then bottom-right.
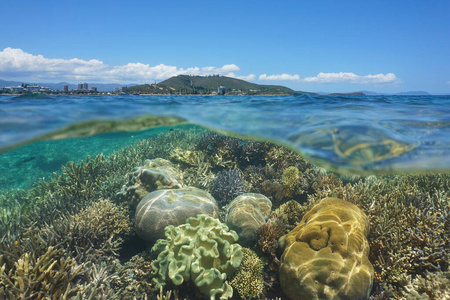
[[0, 246, 83, 299], [210, 167, 247, 205], [230, 248, 265, 300], [256, 217, 286, 270]]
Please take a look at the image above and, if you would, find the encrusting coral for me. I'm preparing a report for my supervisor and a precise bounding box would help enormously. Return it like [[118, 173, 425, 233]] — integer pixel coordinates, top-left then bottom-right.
[[151, 214, 243, 300], [279, 197, 374, 300]]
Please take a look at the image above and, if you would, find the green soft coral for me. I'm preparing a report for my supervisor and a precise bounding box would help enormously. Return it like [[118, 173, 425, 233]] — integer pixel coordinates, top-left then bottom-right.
[[151, 214, 243, 300]]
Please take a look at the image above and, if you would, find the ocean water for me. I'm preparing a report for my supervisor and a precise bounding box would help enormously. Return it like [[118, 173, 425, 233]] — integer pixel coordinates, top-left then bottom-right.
[[0, 94, 449, 299], [1, 94, 449, 175]]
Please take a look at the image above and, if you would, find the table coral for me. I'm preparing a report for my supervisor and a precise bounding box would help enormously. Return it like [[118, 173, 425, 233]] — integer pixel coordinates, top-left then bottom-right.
[[151, 214, 243, 300], [279, 197, 374, 300]]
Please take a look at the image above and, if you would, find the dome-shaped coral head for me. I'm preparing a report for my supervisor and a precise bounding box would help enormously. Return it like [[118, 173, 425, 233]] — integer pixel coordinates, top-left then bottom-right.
[[279, 197, 374, 300]]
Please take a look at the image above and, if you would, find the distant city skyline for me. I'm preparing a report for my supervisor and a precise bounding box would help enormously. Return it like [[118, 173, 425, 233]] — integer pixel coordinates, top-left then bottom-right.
[[0, 0, 449, 94]]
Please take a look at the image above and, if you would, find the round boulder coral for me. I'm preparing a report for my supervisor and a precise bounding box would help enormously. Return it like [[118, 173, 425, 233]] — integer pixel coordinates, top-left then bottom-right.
[[225, 193, 272, 245], [279, 197, 374, 300], [135, 187, 218, 242], [116, 158, 184, 208], [152, 214, 243, 300]]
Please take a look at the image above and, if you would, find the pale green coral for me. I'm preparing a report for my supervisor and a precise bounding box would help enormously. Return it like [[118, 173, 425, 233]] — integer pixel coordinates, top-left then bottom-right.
[[151, 214, 243, 300], [230, 248, 264, 300], [282, 166, 301, 190]]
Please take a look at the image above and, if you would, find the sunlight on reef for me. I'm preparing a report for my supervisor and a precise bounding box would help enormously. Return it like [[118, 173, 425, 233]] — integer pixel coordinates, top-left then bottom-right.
[[0, 125, 449, 299]]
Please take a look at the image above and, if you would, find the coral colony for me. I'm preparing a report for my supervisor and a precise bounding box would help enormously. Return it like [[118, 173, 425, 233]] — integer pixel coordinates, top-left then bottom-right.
[[0, 125, 449, 299]]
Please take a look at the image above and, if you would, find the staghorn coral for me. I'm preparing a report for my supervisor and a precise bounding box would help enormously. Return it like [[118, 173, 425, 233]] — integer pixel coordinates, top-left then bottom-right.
[[230, 248, 265, 300], [38, 199, 132, 264], [279, 197, 374, 300], [151, 214, 243, 300], [397, 269, 450, 299], [135, 186, 219, 242], [0, 246, 84, 299], [210, 167, 247, 205]]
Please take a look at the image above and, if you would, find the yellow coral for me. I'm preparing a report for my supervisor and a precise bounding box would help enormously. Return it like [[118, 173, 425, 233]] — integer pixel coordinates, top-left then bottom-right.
[[279, 197, 374, 300], [230, 248, 264, 300], [282, 166, 301, 190]]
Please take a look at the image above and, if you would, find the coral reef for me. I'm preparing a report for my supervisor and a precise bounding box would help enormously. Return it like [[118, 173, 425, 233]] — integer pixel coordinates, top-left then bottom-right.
[[116, 158, 184, 208], [256, 216, 286, 270], [230, 248, 265, 300], [0, 246, 83, 299], [397, 268, 450, 299], [282, 166, 309, 196], [270, 200, 306, 230], [135, 186, 219, 242], [225, 193, 272, 245], [1, 125, 449, 299], [210, 167, 247, 205], [279, 197, 374, 300], [151, 214, 243, 300], [308, 172, 450, 294]]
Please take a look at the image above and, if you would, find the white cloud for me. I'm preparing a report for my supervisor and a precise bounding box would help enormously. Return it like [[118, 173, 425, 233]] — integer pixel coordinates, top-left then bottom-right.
[[228, 73, 256, 81], [0, 48, 248, 83], [258, 73, 300, 81], [303, 72, 398, 84]]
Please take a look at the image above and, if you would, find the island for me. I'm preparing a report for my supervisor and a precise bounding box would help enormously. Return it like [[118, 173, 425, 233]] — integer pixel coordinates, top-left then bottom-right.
[[123, 75, 301, 95]]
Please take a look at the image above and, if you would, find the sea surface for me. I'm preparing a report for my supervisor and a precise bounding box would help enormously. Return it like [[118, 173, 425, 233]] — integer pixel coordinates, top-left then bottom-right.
[[0, 94, 449, 188]]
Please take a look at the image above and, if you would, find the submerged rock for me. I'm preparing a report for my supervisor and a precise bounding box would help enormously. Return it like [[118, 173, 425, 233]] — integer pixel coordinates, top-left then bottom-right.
[[279, 197, 374, 300], [116, 158, 184, 208], [225, 193, 272, 245], [135, 186, 218, 242]]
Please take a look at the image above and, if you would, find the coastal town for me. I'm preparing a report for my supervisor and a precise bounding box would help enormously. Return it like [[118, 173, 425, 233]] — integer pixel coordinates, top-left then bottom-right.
[[0, 82, 128, 95]]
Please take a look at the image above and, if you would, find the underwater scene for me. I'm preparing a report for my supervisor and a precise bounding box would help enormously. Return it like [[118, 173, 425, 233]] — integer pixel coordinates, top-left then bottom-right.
[[0, 94, 449, 299]]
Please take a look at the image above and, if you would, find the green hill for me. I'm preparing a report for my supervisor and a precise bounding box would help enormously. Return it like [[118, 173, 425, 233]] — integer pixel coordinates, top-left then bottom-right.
[[124, 75, 295, 95]]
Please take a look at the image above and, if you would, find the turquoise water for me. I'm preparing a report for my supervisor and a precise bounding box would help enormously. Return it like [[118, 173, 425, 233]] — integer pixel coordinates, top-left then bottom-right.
[[1, 94, 449, 177]]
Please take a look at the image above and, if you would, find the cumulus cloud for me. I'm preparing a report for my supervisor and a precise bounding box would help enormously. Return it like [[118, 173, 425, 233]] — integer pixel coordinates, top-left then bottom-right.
[[0, 48, 248, 83], [303, 72, 398, 84], [258, 73, 300, 81]]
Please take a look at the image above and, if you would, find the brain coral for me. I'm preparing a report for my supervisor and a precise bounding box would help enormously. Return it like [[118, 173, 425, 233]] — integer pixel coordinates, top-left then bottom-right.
[[116, 158, 184, 208], [279, 197, 374, 300], [135, 186, 218, 242], [225, 193, 272, 245], [151, 214, 243, 300]]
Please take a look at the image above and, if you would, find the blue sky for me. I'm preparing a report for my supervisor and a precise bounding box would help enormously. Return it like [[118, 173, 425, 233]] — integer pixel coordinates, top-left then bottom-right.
[[0, 0, 449, 93]]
